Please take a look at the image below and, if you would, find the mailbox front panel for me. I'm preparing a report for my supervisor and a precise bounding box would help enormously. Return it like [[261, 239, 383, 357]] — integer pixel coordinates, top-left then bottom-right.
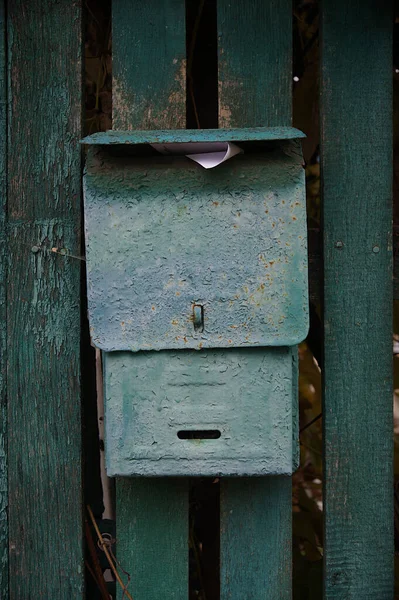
[[103, 347, 293, 477], [84, 143, 308, 352]]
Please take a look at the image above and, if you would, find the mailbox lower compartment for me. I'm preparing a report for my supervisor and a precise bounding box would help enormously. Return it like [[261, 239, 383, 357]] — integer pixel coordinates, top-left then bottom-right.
[[103, 346, 296, 477]]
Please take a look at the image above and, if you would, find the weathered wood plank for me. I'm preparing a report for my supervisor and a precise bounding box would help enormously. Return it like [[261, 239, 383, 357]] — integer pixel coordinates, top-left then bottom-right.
[[112, 2, 188, 599], [217, 0, 291, 128], [7, 1, 83, 597], [0, 2, 6, 596], [113, 0, 186, 130], [117, 479, 187, 599], [217, 1, 293, 598], [321, 1, 393, 597], [221, 478, 291, 600]]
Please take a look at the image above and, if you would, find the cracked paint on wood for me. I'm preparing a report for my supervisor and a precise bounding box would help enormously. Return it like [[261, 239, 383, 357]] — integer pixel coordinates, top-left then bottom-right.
[[0, 2, 6, 596], [7, 1, 83, 597], [113, 0, 186, 130]]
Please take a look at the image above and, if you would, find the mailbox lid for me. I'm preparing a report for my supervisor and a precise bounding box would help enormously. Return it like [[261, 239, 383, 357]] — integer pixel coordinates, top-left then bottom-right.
[[84, 141, 308, 352]]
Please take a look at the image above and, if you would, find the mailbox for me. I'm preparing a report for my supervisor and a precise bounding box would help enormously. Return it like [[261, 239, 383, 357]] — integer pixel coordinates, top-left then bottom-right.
[[82, 127, 308, 477]]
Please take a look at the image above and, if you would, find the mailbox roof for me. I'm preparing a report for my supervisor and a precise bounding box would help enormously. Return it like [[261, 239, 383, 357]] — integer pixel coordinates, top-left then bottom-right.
[[81, 126, 305, 146]]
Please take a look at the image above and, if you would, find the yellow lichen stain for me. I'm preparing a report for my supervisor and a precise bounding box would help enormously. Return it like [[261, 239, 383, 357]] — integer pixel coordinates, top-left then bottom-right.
[[171, 319, 178, 326]]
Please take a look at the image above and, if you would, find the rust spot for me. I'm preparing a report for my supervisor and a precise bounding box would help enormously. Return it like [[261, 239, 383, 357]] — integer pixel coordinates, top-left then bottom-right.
[[151, 306, 155, 311], [183, 336, 188, 343], [265, 210, 269, 213], [228, 339, 232, 344], [171, 319, 178, 326], [176, 292, 180, 296], [212, 201, 219, 206], [292, 216, 297, 221]]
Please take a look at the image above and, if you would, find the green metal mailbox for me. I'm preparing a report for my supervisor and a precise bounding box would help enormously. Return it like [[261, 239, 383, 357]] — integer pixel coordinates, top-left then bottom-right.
[[82, 127, 308, 477]]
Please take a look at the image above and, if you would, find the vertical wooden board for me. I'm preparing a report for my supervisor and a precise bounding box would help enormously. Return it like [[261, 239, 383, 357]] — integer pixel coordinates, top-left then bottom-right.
[[117, 479, 187, 600], [112, 2, 188, 599], [113, 0, 186, 130], [218, 1, 293, 598], [7, 0, 83, 597], [321, 0, 393, 597], [217, 0, 292, 128], [0, 1, 6, 596], [221, 478, 291, 600]]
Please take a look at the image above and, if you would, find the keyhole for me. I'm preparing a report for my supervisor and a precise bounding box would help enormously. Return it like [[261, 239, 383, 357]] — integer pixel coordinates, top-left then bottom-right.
[[193, 304, 204, 332]]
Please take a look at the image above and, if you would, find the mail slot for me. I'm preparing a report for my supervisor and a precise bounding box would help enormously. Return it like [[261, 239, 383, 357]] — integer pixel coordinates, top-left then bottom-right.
[[82, 127, 308, 477]]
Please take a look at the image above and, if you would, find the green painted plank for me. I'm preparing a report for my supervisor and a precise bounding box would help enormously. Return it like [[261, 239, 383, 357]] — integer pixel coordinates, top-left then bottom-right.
[[217, 0, 292, 128], [117, 479, 187, 599], [7, 1, 83, 597], [0, 1, 6, 597], [82, 126, 305, 145], [113, 0, 186, 130], [217, 1, 293, 598], [321, 1, 393, 597], [221, 478, 292, 599], [112, 2, 188, 599]]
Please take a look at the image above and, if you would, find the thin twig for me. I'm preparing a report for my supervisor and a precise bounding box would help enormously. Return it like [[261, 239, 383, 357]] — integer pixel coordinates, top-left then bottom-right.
[[87, 505, 134, 600], [300, 412, 322, 434], [187, 0, 205, 128]]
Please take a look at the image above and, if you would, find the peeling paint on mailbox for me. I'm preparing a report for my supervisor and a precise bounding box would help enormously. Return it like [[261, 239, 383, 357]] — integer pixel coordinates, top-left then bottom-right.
[[82, 128, 308, 477]]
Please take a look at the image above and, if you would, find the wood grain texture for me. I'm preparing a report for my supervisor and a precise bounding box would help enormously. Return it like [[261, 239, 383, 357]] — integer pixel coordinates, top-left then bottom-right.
[[0, 2, 6, 596], [117, 479, 187, 600], [112, 2, 188, 599], [217, 0, 292, 128], [112, 0, 186, 130], [218, 1, 293, 598], [321, 1, 393, 597], [7, 1, 83, 597], [221, 478, 292, 600]]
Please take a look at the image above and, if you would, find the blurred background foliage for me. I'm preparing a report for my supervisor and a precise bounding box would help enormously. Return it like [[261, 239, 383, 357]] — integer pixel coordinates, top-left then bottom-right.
[[84, 1, 397, 598]]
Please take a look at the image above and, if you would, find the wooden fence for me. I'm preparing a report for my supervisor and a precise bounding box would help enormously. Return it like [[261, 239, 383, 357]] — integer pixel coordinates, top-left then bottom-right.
[[0, 0, 393, 598]]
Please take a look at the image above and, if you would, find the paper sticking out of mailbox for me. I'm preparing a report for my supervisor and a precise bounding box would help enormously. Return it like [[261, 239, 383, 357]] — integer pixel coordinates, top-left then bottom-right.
[[150, 141, 243, 169]]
